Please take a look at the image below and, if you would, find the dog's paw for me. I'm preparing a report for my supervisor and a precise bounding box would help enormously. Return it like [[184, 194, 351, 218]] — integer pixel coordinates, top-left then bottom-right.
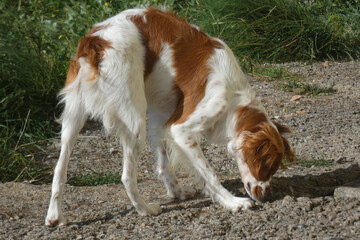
[[45, 214, 66, 227], [226, 197, 253, 212], [179, 186, 196, 200], [136, 203, 162, 216], [168, 186, 196, 200]]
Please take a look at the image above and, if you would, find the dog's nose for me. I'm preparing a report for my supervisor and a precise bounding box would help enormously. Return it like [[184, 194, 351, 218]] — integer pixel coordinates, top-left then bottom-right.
[[251, 184, 272, 202]]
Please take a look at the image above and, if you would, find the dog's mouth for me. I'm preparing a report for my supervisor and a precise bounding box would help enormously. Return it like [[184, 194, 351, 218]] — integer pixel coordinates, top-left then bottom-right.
[[245, 183, 273, 202]]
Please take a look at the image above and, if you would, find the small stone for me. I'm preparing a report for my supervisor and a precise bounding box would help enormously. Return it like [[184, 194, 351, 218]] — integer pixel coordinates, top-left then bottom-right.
[[334, 178, 360, 199], [290, 95, 302, 101], [284, 113, 295, 118], [296, 111, 306, 115], [109, 148, 118, 153]]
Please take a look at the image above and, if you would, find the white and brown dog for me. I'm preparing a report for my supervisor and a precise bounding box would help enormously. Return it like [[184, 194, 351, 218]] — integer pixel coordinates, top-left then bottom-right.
[[46, 8, 294, 226]]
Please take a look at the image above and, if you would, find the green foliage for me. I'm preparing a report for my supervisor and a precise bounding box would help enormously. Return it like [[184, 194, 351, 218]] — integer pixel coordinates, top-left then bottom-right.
[[0, 0, 116, 182], [252, 66, 303, 82], [298, 158, 333, 168], [251, 65, 335, 96], [279, 80, 336, 95], [195, 0, 360, 62], [67, 170, 122, 186]]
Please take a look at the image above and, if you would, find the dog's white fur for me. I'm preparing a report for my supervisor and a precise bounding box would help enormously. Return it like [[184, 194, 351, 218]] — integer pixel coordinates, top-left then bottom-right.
[[45, 8, 284, 226]]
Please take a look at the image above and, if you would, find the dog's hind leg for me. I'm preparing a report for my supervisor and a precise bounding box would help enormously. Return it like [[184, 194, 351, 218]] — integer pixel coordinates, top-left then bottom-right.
[[45, 88, 87, 226], [147, 111, 195, 200], [119, 114, 162, 216]]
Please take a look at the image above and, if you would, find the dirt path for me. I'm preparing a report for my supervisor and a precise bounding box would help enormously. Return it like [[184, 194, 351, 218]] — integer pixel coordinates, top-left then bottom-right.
[[1, 61, 359, 239]]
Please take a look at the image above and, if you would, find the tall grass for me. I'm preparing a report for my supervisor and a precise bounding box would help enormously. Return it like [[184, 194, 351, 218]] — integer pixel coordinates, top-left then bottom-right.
[[1, 0, 359, 183], [194, 0, 360, 62]]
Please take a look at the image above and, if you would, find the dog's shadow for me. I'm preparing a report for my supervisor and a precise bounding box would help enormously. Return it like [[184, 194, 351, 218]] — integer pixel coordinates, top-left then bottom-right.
[[223, 163, 360, 201]]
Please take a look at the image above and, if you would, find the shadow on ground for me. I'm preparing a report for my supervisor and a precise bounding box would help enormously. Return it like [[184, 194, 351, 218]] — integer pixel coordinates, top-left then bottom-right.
[[223, 164, 360, 200]]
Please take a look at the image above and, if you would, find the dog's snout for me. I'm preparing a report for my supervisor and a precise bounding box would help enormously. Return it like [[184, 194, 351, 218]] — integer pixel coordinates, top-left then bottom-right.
[[248, 184, 273, 202]]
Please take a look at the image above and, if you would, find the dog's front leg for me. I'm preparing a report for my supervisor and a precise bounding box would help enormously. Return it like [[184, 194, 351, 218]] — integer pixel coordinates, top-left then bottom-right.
[[170, 125, 253, 212]]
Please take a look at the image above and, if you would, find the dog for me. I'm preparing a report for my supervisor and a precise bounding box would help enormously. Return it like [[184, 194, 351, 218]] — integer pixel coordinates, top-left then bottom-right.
[[45, 8, 295, 226]]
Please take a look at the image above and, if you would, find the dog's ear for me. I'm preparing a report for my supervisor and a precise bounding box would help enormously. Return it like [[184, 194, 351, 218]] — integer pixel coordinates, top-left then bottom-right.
[[273, 122, 294, 135], [281, 135, 296, 163], [273, 122, 296, 164]]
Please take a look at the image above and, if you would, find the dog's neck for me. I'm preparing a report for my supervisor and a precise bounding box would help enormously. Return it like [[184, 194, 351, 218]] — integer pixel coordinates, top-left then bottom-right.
[[203, 85, 270, 144]]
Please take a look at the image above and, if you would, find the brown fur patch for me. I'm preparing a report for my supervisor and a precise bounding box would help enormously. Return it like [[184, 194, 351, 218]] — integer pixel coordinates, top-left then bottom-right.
[[241, 122, 285, 181], [65, 34, 112, 85], [273, 122, 296, 165], [236, 106, 268, 134], [252, 186, 263, 200], [65, 60, 80, 85], [86, 25, 108, 36], [130, 8, 222, 125]]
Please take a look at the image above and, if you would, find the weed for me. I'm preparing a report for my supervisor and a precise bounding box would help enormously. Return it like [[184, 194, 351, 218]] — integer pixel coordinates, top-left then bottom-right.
[[279, 80, 337, 95], [250, 65, 336, 96], [298, 158, 333, 168], [67, 170, 122, 186], [251, 65, 304, 82], [198, 0, 360, 62]]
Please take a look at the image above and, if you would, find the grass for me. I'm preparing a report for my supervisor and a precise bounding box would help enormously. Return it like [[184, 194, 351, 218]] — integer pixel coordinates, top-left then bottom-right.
[[298, 158, 333, 168], [279, 80, 337, 96], [283, 157, 333, 168], [67, 170, 122, 186], [197, 0, 360, 62], [0, 0, 358, 184], [251, 65, 303, 82], [252, 65, 336, 96]]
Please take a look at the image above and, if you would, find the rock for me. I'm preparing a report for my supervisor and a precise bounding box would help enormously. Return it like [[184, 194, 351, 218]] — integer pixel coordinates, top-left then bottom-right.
[[290, 95, 302, 101], [296, 111, 306, 115], [334, 178, 360, 199]]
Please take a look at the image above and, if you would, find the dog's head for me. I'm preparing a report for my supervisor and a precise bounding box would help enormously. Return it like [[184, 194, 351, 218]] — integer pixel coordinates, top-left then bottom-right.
[[229, 106, 295, 202]]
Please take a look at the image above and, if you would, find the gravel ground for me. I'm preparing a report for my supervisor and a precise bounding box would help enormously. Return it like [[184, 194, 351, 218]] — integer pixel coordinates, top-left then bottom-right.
[[1, 60, 359, 239]]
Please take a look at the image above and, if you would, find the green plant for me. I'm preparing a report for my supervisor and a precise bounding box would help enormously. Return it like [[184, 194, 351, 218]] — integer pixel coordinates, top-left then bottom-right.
[[67, 170, 122, 186], [279, 80, 336, 95], [298, 158, 333, 168], [197, 0, 360, 62], [251, 65, 304, 82]]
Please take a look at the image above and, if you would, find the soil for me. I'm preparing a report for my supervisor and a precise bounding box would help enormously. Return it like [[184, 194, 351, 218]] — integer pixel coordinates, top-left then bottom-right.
[[1, 60, 359, 239]]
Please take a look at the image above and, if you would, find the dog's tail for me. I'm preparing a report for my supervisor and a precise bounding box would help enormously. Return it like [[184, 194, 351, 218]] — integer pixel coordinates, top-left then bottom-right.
[[65, 35, 113, 86], [57, 35, 112, 124]]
